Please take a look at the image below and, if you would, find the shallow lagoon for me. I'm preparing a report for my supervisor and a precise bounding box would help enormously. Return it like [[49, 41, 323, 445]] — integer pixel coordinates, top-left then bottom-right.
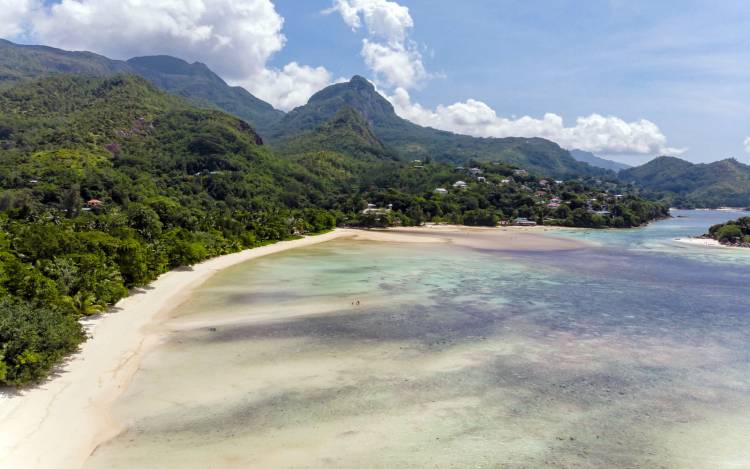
[[87, 211, 750, 468]]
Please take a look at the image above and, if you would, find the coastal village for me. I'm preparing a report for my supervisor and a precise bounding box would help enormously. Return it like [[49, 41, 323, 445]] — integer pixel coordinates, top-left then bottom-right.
[[363, 160, 630, 227]]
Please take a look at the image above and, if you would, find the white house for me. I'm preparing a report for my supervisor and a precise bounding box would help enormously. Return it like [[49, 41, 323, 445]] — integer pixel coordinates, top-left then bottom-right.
[[434, 188, 448, 195], [453, 181, 468, 189], [513, 217, 537, 226]]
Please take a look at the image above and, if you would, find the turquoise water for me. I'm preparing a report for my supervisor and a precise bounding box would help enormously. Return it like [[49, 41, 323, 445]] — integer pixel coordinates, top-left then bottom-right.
[[87, 213, 750, 468]]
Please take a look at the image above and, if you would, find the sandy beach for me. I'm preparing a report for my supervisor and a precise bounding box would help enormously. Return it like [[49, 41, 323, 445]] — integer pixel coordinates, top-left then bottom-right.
[[0, 225, 581, 469], [673, 237, 745, 249]]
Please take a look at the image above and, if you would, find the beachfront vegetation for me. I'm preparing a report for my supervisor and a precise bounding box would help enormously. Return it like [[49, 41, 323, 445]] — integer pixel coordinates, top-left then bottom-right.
[[0, 74, 667, 385], [706, 217, 750, 246]]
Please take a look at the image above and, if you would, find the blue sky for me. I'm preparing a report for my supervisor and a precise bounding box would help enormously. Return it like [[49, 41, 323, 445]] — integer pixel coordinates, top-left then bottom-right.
[[3, 0, 749, 164], [272, 0, 750, 164]]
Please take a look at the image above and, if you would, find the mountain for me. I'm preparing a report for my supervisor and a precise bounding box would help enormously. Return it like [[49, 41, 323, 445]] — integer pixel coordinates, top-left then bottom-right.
[[619, 156, 750, 208], [570, 149, 631, 172], [275, 106, 398, 162], [0, 39, 282, 136], [272, 76, 607, 178], [2, 41, 610, 179], [126, 56, 283, 136], [0, 38, 129, 86]]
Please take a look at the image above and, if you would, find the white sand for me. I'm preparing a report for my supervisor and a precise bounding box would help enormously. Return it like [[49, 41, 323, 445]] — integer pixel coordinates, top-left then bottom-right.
[[0, 230, 354, 469], [673, 237, 741, 249], [0, 225, 582, 469]]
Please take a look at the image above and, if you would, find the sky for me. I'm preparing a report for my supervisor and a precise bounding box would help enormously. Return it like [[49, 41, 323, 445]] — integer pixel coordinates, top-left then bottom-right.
[[1, 0, 748, 165]]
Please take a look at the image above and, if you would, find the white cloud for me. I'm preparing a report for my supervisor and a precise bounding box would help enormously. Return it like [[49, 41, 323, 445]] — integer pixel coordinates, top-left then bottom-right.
[[388, 87, 684, 156], [744, 137, 750, 154], [240, 62, 332, 112], [4, 0, 330, 110], [0, 0, 35, 37], [328, 0, 412, 42], [327, 0, 428, 90], [361, 39, 427, 89]]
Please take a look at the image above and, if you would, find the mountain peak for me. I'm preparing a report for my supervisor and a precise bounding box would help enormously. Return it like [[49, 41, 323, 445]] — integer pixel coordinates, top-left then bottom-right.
[[127, 55, 222, 83], [349, 75, 375, 89]]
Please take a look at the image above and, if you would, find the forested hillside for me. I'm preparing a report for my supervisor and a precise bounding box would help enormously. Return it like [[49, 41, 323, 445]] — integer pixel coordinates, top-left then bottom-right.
[[0, 39, 284, 135], [619, 156, 750, 208], [1, 40, 609, 178], [272, 76, 607, 178], [0, 75, 336, 385]]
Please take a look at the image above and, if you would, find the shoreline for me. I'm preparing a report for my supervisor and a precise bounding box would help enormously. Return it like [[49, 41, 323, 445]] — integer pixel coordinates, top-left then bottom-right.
[[0, 225, 584, 469], [0, 230, 353, 469], [673, 237, 749, 250]]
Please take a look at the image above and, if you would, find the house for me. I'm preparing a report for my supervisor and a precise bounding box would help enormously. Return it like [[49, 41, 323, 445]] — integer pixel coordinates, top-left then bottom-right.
[[477, 176, 487, 183], [539, 179, 549, 186], [469, 167, 483, 176], [434, 188, 448, 195], [555, 180, 564, 184], [513, 217, 537, 226], [362, 203, 393, 214], [453, 181, 468, 189], [86, 199, 103, 207], [500, 179, 511, 184], [513, 169, 528, 176], [547, 202, 560, 209]]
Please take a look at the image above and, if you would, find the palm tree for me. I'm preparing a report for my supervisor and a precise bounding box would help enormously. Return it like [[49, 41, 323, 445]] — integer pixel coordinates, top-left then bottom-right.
[[64, 291, 104, 316]]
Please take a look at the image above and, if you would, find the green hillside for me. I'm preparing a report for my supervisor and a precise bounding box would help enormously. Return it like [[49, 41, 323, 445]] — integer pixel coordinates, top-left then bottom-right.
[[0, 39, 283, 136], [275, 106, 398, 162], [570, 149, 631, 172], [126, 55, 283, 136], [272, 76, 607, 178], [0, 75, 336, 385], [619, 156, 750, 208]]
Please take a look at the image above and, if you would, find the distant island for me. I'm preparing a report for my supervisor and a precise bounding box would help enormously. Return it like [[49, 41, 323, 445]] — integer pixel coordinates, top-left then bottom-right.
[[704, 217, 750, 247]]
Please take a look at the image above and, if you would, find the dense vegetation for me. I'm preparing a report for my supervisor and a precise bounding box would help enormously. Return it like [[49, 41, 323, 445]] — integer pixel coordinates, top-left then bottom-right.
[[271, 76, 608, 178], [0, 39, 283, 135], [705, 217, 750, 247], [0, 72, 667, 386], [0, 75, 336, 385], [619, 156, 750, 208], [1, 39, 601, 178]]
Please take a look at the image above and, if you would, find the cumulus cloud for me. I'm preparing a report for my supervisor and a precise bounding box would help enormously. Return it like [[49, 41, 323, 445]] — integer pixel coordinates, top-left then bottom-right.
[[328, 0, 680, 156], [329, 0, 412, 42], [4, 0, 329, 110], [0, 0, 35, 37], [388, 87, 684, 156], [744, 137, 750, 154], [327, 0, 428, 89], [240, 62, 332, 112], [361, 39, 427, 89]]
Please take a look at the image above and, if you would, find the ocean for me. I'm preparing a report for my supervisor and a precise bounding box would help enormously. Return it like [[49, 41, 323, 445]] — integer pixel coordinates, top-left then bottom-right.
[[86, 210, 750, 468]]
